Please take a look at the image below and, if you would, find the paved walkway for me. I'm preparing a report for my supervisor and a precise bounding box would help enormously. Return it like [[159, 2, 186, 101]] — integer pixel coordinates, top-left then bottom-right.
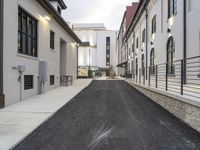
[[13, 80, 200, 150], [0, 79, 92, 150]]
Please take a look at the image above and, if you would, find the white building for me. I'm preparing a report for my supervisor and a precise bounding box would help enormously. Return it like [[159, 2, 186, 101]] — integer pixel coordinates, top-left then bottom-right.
[[73, 24, 118, 77], [118, 0, 200, 99], [117, 0, 200, 132], [0, 0, 81, 108]]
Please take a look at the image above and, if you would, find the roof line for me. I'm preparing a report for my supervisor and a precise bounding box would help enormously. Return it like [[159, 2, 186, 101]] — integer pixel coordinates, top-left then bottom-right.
[[37, 0, 81, 43]]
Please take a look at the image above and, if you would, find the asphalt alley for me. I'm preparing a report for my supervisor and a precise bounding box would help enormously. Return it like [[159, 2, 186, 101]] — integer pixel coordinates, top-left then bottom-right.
[[13, 80, 200, 150]]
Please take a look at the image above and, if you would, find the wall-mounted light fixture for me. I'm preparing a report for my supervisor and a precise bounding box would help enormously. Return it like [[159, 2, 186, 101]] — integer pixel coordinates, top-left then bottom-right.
[[44, 16, 51, 21]]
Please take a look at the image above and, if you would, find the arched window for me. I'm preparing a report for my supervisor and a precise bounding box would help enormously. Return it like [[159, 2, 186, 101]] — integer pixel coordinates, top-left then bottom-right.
[[141, 54, 145, 76], [167, 37, 175, 74], [168, 0, 177, 18], [150, 49, 155, 74]]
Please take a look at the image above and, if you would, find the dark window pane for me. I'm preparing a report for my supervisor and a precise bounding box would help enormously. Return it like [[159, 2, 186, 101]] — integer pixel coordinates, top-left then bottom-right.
[[22, 13, 27, 32], [28, 17, 32, 35], [50, 75, 55, 85], [22, 34, 26, 54], [50, 30, 55, 49], [28, 37, 32, 55], [18, 7, 37, 57], [18, 10, 22, 30], [32, 20, 37, 38], [24, 75, 34, 90], [18, 32, 22, 52]]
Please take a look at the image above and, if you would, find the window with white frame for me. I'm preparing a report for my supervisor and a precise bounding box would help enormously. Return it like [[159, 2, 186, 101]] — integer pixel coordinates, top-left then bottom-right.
[[168, 0, 177, 18], [152, 15, 156, 34]]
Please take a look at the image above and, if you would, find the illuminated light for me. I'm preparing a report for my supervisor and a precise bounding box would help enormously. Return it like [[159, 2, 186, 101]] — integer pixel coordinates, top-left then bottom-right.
[[142, 43, 145, 48], [152, 33, 156, 40], [168, 33, 172, 37], [44, 16, 51, 21], [71, 43, 76, 47], [168, 16, 174, 27]]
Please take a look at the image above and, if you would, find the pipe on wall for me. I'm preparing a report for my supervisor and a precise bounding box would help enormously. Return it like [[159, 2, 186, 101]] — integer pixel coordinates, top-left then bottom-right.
[[0, 0, 4, 108], [183, 0, 187, 83], [145, 8, 148, 80]]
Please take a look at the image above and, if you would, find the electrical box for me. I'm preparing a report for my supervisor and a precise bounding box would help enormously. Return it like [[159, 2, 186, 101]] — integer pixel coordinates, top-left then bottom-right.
[[39, 61, 48, 82], [18, 65, 26, 72]]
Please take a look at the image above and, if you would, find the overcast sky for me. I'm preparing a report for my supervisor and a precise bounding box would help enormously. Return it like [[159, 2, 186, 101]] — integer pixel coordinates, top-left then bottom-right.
[[62, 0, 138, 30]]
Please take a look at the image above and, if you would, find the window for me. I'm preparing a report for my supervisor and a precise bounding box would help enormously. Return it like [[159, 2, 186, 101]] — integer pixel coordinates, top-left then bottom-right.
[[136, 37, 139, 48], [168, 0, 177, 18], [50, 75, 55, 85], [18, 7, 37, 57], [106, 37, 111, 66], [152, 15, 156, 34], [150, 49, 155, 75], [57, 6, 61, 15], [50, 30, 55, 50], [132, 43, 135, 53], [167, 37, 175, 74], [141, 54, 145, 76], [24, 75, 34, 90], [142, 29, 146, 43]]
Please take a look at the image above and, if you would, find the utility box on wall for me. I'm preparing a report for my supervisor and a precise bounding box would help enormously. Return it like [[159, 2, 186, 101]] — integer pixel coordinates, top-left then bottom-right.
[[39, 61, 48, 82]]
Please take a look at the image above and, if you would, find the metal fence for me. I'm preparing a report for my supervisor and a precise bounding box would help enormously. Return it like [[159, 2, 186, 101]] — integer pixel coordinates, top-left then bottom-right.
[[136, 56, 200, 99]]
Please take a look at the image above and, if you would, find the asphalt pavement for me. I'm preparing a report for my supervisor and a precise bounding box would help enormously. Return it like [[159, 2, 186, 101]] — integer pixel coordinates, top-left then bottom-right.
[[13, 80, 200, 150]]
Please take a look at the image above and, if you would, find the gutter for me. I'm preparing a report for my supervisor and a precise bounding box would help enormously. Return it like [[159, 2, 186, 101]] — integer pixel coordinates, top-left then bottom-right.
[[0, 0, 4, 108], [77, 45, 79, 79], [183, 0, 187, 83], [37, 0, 81, 44]]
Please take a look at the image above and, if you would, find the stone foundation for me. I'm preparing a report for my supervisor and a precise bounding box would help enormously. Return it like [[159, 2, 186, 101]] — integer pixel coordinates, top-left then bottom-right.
[[129, 82, 200, 132]]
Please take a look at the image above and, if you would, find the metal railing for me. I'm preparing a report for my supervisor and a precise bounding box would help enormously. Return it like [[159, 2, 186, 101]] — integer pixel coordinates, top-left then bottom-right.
[[136, 56, 200, 99]]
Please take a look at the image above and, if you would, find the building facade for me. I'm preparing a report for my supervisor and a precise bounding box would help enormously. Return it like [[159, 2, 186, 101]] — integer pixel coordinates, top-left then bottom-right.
[[118, 0, 200, 99], [73, 24, 118, 77], [0, 0, 81, 107], [117, 3, 138, 77]]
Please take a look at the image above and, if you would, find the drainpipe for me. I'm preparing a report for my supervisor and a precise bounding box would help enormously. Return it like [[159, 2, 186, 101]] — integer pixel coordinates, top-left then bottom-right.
[[77, 44, 79, 79], [145, 8, 148, 80], [183, 0, 187, 83], [0, 0, 4, 108]]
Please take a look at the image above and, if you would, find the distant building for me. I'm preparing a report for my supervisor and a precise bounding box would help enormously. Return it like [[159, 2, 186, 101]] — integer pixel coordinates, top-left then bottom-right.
[[117, 3, 138, 77], [73, 24, 118, 78], [0, 0, 81, 108]]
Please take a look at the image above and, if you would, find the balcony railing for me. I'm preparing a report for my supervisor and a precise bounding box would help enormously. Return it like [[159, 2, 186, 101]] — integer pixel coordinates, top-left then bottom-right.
[[134, 56, 200, 100]]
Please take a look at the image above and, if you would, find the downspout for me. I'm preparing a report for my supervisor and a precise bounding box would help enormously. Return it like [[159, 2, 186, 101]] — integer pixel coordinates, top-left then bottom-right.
[[77, 44, 79, 79], [0, 0, 4, 108], [183, 0, 187, 83], [145, 8, 148, 80]]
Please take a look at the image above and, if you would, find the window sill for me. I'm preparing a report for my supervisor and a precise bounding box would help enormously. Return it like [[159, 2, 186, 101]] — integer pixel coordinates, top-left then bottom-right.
[[17, 53, 39, 61], [50, 49, 56, 53]]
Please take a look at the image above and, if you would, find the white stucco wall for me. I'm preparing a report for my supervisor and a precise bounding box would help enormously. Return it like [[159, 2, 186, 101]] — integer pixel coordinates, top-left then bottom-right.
[[3, 0, 78, 105], [125, 0, 200, 80]]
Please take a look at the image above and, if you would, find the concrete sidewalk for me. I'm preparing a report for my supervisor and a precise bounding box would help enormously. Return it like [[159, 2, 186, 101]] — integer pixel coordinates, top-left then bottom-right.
[[0, 79, 92, 150]]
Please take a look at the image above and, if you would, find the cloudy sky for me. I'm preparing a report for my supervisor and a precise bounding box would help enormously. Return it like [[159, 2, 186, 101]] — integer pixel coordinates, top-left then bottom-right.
[[62, 0, 138, 30]]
